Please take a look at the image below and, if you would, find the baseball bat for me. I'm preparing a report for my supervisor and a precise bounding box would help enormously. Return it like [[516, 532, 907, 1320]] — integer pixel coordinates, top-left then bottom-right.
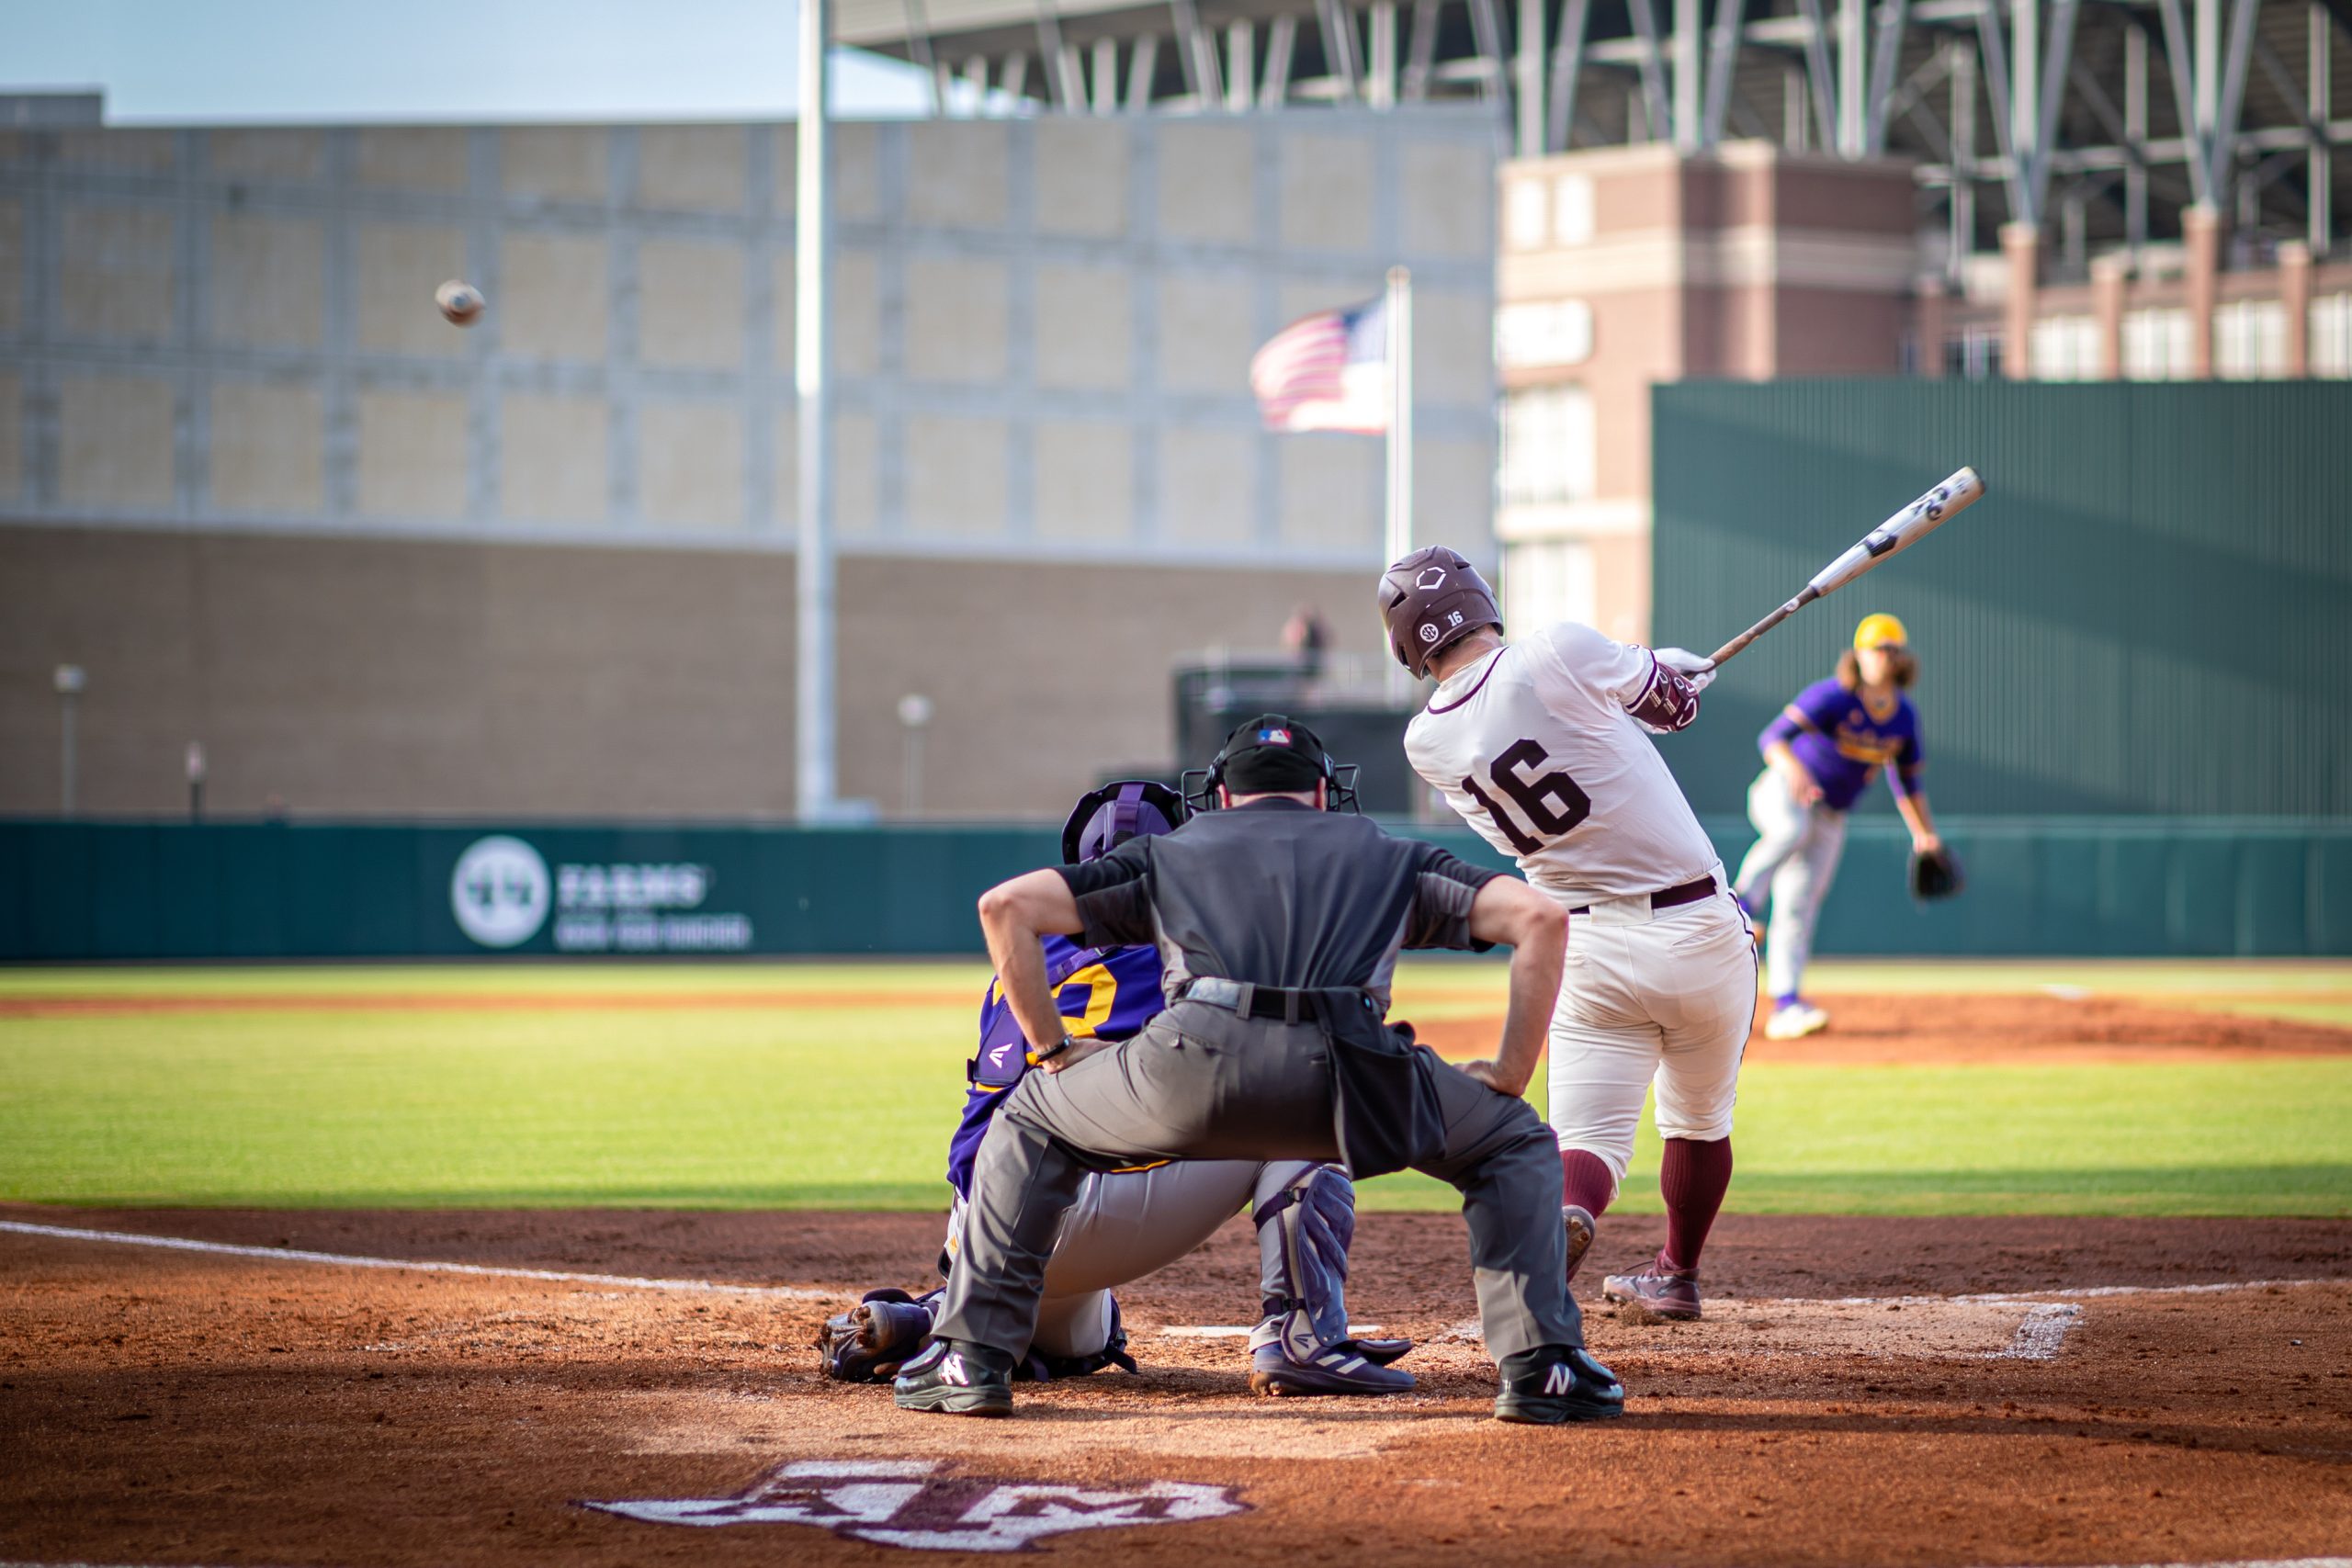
[[1701, 466, 1984, 671]]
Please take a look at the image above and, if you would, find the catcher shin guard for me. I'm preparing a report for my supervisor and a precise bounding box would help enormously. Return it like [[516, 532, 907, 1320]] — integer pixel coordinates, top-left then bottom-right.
[[1248, 1163, 1414, 1395]]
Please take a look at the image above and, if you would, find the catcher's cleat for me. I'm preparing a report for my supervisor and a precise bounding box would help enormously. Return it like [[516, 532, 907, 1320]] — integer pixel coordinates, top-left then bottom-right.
[[1562, 1203, 1596, 1285], [892, 1337, 1014, 1416], [1249, 1339, 1416, 1397], [1602, 1254, 1703, 1320], [1351, 1336, 1414, 1367], [1763, 999, 1829, 1040], [1493, 1345, 1623, 1425]]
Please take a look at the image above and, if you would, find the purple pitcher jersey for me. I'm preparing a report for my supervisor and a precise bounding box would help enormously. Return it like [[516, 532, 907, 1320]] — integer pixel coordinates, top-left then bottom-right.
[[1760, 677, 1924, 812], [944, 935, 1166, 1199]]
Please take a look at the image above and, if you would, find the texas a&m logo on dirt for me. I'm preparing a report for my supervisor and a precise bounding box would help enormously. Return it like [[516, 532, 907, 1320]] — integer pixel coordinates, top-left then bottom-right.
[[583, 1458, 1248, 1552]]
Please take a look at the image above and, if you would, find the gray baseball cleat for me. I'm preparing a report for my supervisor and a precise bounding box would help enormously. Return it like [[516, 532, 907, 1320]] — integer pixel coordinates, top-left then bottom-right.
[[1493, 1345, 1623, 1424], [1562, 1203, 1596, 1284], [1602, 1253, 1703, 1319], [1249, 1339, 1417, 1397], [892, 1337, 1014, 1416]]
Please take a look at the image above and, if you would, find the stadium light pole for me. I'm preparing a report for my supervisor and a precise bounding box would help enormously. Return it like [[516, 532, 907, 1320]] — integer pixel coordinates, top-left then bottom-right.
[[53, 663, 83, 817], [796, 0, 839, 820]]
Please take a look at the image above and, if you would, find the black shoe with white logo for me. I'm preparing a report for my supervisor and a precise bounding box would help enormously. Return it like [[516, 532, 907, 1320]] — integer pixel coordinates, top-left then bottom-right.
[[1493, 1344, 1624, 1425], [892, 1337, 1014, 1416]]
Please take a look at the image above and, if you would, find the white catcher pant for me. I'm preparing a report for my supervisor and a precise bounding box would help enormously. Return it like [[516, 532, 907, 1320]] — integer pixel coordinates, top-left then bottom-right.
[[944, 1157, 1313, 1359], [1732, 768, 1850, 1000], [1545, 874, 1758, 1196]]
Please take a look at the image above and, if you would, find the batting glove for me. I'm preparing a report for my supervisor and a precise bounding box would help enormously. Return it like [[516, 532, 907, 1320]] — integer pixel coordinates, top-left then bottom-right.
[[1651, 647, 1716, 692]]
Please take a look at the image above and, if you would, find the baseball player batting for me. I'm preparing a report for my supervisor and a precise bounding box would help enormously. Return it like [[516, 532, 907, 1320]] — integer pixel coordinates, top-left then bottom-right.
[[816, 780, 1414, 1395], [1382, 549, 1755, 1321]]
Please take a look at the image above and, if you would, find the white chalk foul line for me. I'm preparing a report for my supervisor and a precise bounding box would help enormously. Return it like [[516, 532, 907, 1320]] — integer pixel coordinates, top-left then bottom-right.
[[1991, 1302, 2082, 1360], [0, 1219, 833, 1301], [1430, 1276, 2351, 1362]]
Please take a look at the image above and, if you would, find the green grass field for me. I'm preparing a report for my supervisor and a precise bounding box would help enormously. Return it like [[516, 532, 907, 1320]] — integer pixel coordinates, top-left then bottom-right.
[[1, 958, 2346, 1216]]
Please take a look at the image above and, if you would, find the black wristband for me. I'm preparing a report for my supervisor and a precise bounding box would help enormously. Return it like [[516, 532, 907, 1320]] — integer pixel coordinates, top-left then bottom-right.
[[1026, 1033, 1077, 1066]]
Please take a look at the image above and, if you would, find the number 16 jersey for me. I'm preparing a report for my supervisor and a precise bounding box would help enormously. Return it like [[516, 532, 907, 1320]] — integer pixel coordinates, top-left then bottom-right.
[[1404, 621, 1718, 900]]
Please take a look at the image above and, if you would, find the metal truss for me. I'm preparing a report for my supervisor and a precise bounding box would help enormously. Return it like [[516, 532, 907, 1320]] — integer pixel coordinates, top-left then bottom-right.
[[845, 0, 2348, 258]]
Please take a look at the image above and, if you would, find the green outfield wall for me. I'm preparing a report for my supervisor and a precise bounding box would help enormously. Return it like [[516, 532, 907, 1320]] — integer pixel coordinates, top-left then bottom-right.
[[2, 818, 2346, 960], [1649, 380, 2352, 818]]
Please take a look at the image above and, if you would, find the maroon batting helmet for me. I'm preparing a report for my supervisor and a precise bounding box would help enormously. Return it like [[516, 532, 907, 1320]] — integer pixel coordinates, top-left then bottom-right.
[[1378, 547, 1503, 678]]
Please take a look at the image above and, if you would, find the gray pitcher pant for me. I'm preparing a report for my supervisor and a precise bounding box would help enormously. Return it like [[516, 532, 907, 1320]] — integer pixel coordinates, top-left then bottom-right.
[[933, 999, 1581, 1363], [1733, 768, 1849, 999]]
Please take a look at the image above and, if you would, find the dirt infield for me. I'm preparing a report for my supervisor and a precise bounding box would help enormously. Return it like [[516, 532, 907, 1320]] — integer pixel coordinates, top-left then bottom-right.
[[1409, 989, 2352, 1064], [4, 1205, 2349, 1567]]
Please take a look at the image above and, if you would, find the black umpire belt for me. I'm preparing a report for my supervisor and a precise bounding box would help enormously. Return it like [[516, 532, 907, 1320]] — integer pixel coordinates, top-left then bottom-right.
[[1178, 977, 1373, 1025], [1566, 872, 1717, 917]]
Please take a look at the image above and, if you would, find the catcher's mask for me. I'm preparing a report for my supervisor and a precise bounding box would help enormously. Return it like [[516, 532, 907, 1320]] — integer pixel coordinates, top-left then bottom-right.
[[1061, 779, 1186, 864], [1378, 546, 1503, 679], [1182, 714, 1361, 816]]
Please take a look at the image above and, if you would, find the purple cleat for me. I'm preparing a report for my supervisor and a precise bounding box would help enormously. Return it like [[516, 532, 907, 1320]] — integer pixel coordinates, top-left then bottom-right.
[[1602, 1252, 1703, 1320]]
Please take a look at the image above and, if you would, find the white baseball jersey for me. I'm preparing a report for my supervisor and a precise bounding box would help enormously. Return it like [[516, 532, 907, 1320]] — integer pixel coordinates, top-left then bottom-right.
[[1404, 622, 1718, 898]]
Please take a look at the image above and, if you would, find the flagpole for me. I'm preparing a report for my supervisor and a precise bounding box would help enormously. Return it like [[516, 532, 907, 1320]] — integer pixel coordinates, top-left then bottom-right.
[[1384, 265, 1412, 703]]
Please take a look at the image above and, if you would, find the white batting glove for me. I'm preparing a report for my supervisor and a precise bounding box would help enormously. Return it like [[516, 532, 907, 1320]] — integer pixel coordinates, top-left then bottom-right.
[[1651, 647, 1717, 692]]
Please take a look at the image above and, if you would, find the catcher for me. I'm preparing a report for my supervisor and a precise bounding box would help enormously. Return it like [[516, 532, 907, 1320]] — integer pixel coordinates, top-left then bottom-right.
[[817, 780, 1414, 1396], [1733, 613, 1960, 1040]]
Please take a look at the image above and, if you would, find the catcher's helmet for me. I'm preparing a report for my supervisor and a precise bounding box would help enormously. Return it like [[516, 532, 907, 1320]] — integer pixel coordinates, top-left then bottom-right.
[[1061, 779, 1186, 864], [1378, 546, 1503, 678], [1181, 714, 1360, 816]]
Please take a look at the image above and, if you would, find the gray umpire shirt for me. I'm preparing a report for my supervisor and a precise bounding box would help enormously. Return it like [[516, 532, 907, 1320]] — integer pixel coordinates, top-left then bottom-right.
[[1053, 798, 1500, 1007]]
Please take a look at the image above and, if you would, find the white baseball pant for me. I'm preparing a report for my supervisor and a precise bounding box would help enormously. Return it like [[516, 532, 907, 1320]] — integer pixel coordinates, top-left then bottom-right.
[[1733, 768, 1850, 1000], [1544, 875, 1758, 1194]]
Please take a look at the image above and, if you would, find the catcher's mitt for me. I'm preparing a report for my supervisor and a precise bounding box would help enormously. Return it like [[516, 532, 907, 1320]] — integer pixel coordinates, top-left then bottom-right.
[[814, 1288, 935, 1382], [1908, 845, 1964, 900]]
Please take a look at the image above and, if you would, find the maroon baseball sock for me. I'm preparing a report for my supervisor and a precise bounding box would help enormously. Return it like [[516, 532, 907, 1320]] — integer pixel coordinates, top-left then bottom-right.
[[1659, 1136, 1734, 1272], [1559, 1147, 1617, 1217]]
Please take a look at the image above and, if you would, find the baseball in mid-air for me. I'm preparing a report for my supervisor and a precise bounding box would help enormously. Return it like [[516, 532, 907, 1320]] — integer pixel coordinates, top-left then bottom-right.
[[435, 279, 485, 326]]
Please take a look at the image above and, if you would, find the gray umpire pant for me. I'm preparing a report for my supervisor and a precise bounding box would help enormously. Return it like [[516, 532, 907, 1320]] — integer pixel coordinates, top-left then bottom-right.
[[933, 998, 1582, 1362]]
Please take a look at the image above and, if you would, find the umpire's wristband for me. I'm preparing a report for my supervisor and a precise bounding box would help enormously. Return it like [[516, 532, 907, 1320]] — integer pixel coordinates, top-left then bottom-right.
[[1025, 1033, 1078, 1067]]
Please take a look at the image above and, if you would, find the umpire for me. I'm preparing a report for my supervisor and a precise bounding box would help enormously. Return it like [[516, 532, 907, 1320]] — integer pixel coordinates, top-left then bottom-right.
[[893, 716, 1623, 1425]]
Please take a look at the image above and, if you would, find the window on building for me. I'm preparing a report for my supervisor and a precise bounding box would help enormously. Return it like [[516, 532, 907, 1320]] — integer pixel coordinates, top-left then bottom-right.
[[1498, 385, 1596, 508], [1507, 178, 1548, 251], [2123, 309, 2193, 380], [1495, 300, 1594, 368], [1950, 325, 2003, 380], [2214, 299, 2287, 379], [2312, 294, 2352, 379], [1503, 538, 1598, 635], [2030, 315, 2100, 380], [1552, 175, 1594, 246]]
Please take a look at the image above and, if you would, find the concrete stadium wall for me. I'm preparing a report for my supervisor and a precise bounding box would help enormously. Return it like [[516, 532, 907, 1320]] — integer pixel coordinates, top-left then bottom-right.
[[0, 524, 1391, 818], [3, 817, 2346, 961], [0, 112, 1496, 817]]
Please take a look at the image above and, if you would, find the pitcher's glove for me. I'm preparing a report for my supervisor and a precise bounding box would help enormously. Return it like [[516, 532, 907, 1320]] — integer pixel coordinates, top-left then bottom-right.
[[1908, 845, 1965, 900], [814, 1288, 936, 1382]]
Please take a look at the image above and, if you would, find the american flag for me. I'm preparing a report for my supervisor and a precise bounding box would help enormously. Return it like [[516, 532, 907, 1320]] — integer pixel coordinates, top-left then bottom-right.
[[1249, 295, 1390, 434]]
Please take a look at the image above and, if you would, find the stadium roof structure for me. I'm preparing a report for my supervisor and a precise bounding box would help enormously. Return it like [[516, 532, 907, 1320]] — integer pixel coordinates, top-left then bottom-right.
[[841, 0, 2349, 268]]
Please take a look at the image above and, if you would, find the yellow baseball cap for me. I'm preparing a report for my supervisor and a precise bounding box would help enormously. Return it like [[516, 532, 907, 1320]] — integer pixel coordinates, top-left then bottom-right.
[[1853, 613, 1908, 650]]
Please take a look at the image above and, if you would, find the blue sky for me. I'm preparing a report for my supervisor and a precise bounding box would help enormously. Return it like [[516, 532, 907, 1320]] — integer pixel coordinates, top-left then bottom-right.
[[0, 0, 933, 121]]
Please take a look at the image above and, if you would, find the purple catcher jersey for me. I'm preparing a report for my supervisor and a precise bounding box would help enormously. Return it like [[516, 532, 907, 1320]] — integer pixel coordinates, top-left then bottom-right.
[[1760, 677, 1924, 813], [944, 935, 1165, 1199]]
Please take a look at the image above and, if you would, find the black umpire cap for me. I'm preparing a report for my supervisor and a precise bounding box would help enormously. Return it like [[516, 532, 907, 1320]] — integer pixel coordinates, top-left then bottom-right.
[[1216, 715, 1333, 795]]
